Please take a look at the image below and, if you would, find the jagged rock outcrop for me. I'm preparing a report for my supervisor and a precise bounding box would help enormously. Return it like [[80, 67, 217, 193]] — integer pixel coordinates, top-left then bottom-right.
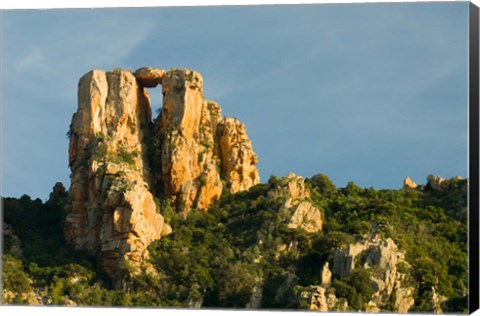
[[156, 69, 224, 211], [268, 173, 323, 233], [217, 117, 260, 193], [428, 176, 447, 190], [396, 287, 415, 313], [155, 68, 259, 211], [299, 286, 328, 311], [403, 176, 417, 190], [66, 69, 167, 282], [287, 201, 323, 233], [298, 236, 414, 312], [298, 285, 347, 311], [320, 262, 332, 286], [268, 173, 310, 202], [431, 282, 447, 314], [332, 235, 415, 312], [65, 67, 260, 282]]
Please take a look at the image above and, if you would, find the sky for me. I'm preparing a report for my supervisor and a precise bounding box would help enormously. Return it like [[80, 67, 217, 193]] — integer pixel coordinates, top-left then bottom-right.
[[0, 1, 470, 201]]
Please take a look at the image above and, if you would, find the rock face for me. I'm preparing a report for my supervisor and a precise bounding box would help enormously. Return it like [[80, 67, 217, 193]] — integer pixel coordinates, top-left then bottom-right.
[[65, 67, 260, 283], [268, 173, 311, 202], [299, 286, 328, 311], [320, 262, 332, 286], [298, 285, 346, 311], [332, 235, 415, 312], [66, 69, 167, 281], [403, 176, 417, 190], [155, 69, 259, 211], [156, 69, 224, 211], [217, 117, 260, 193], [269, 173, 323, 233], [287, 201, 323, 233]]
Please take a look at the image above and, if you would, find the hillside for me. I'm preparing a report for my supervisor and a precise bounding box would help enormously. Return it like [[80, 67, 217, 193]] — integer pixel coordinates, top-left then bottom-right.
[[1, 174, 468, 312], [1, 67, 469, 313]]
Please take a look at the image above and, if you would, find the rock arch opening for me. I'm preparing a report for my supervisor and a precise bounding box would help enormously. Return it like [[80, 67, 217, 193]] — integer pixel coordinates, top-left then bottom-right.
[[147, 86, 164, 121], [133, 67, 166, 122]]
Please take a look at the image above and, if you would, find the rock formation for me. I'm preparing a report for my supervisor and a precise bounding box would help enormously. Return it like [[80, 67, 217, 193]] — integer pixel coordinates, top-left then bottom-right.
[[299, 286, 329, 311], [156, 69, 222, 211], [217, 117, 260, 193], [297, 285, 347, 311], [287, 201, 323, 233], [65, 69, 167, 282], [320, 262, 332, 286], [65, 67, 260, 283], [403, 176, 417, 190], [268, 173, 323, 233], [297, 235, 414, 312], [268, 173, 311, 202], [154, 68, 259, 211], [332, 235, 415, 312]]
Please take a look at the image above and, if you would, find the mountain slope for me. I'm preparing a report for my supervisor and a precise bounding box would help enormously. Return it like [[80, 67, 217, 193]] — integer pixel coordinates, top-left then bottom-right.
[[2, 174, 468, 312]]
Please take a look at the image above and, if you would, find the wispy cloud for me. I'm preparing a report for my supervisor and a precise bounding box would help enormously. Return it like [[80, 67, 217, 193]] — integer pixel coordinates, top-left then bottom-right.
[[17, 46, 49, 72], [4, 10, 159, 103]]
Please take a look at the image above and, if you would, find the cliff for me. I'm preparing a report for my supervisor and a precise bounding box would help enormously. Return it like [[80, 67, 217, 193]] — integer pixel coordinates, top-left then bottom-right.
[[65, 67, 259, 282]]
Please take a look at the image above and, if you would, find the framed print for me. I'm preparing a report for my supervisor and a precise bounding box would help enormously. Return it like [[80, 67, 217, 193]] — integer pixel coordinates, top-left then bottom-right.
[[1, 1, 479, 314]]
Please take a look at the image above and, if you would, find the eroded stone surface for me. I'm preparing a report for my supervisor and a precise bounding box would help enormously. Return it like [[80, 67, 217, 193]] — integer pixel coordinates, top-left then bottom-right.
[[287, 201, 323, 233], [156, 69, 259, 211], [268, 173, 323, 233], [403, 176, 417, 190], [320, 262, 332, 286], [217, 117, 260, 193], [134, 67, 166, 88], [66, 69, 167, 282], [66, 67, 260, 282], [333, 235, 415, 312], [299, 286, 329, 311]]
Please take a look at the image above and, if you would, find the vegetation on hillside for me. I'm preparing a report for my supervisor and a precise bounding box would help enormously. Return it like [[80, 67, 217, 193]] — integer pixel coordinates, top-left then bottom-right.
[[1, 175, 468, 312]]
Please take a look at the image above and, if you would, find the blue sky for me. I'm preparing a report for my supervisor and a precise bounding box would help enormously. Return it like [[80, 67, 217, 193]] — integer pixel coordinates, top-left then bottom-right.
[[1, 2, 470, 200]]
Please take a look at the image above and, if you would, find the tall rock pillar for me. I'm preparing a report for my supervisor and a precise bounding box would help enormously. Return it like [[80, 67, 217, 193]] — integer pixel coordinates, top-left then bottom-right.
[[65, 69, 168, 282]]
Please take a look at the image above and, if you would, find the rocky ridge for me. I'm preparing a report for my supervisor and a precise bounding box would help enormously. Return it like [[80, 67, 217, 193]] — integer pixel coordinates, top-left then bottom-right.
[[296, 235, 415, 313], [65, 67, 259, 283], [331, 235, 415, 313]]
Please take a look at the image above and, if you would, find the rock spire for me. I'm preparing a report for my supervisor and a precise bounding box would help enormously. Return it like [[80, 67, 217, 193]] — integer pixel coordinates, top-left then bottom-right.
[[65, 67, 260, 284]]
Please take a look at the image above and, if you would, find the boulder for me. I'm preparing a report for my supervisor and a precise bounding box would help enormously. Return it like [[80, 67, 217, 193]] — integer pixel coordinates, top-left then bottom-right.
[[287, 201, 323, 233], [134, 67, 166, 88]]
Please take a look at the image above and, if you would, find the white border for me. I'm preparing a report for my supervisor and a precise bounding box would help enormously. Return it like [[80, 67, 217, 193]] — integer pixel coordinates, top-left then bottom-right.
[[1, 0, 478, 316], [0, 0, 477, 10]]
